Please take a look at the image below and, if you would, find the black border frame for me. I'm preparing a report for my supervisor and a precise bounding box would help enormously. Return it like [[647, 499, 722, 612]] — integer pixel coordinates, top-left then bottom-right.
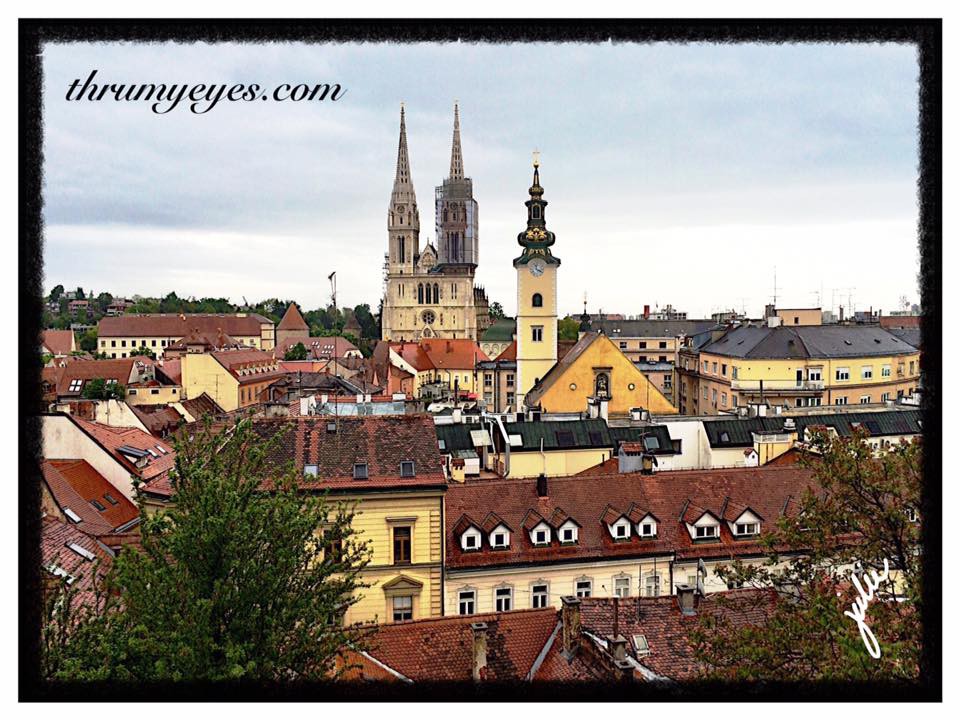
[[19, 18, 941, 702]]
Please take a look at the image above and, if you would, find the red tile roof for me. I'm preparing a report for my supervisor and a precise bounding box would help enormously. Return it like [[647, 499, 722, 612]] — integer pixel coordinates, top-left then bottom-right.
[[55, 357, 152, 397], [277, 303, 309, 331], [579, 590, 776, 681], [495, 341, 517, 361], [251, 415, 447, 491], [276, 336, 360, 361], [41, 329, 76, 356], [157, 357, 181, 384], [420, 339, 489, 369], [98, 313, 271, 338], [41, 515, 114, 612], [179, 392, 225, 420], [167, 327, 244, 352], [358, 608, 558, 682], [70, 417, 176, 488], [390, 342, 435, 372], [42, 460, 139, 532], [211, 350, 284, 385], [445, 467, 815, 569]]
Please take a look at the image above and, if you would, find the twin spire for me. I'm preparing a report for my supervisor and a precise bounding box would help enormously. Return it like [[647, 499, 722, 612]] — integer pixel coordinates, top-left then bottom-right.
[[392, 102, 465, 198]]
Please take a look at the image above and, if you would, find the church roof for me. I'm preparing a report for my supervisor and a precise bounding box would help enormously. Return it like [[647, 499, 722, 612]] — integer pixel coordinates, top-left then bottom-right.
[[277, 303, 309, 331]]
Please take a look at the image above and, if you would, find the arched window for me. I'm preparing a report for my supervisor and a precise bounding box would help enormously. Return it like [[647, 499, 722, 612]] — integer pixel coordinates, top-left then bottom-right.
[[532, 293, 543, 308], [532, 204, 541, 220], [417, 283, 424, 304], [433, 284, 440, 304], [595, 373, 610, 398], [443, 208, 448, 222]]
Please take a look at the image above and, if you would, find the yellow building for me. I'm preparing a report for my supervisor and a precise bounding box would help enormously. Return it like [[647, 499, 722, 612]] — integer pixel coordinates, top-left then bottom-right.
[[97, 313, 275, 358], [676, 324, 921, 415], [514, 155, 560, 409], [524, 332, 678, 418], [180, 349, 284, 412], [774, 307, 823, 326], [246, 415, 448, 625], [443, 467, 815, 614]]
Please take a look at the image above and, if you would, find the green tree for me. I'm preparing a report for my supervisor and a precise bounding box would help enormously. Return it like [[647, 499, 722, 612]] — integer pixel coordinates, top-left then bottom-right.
[[43, 418, 372, 682], [74, 287, 85, 300], [691, 430, 922, 682], [352, 304, 377, 339], [283, 342, 308, 361], [49, 284, 65, 303], [80, 378, 126, 400], [130, 346, 156, 360], [96, 292, 114, 313], [79, 329, 98, 353], [488, 301, 505, 320], [558, 316, 581, 341]]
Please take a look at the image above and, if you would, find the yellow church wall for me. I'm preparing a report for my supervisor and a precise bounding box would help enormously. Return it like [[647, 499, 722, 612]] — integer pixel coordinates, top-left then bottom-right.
[[516, 263, 558, 404], [536, 334, 678, 416]]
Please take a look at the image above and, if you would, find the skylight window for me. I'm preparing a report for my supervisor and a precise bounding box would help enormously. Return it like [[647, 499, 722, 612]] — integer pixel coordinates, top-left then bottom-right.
[[103, 493, 119, 506], [719, 432, 730, 443], [68, 379, 83, 392], [63, 508, 81, 523], [48, 564, 76, 585], [555, 431, 575, 448], [633, 634, 650, 656], [438, 439, 446, 451], [352, 463, 368, 480], [90, 499, 106, 512], [643, 435, 661, 451], [66, 542, 96, 561], [146, 448, 159, 458], [303, 464, 319, 477], [400, 461, 415, 477]]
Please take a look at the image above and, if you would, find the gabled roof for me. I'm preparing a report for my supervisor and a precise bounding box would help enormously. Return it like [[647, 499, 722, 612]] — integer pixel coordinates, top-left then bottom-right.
[[277, 336, 360, 360], [98, 313, 271, 338], [70, 417, 175, 487], [445, 466, 815, 570], [250, 415, 446, 492], [719, 497, 764, 523], [452, 514, 482, 536], [42, 459, 139, 532], [495, 341, 517, 361], [420, 339, 489, 369], [41, 516, 114, 612], [41, 329, 76, 356], [481, 512, 512, 533], [277, 303, 309, 331], [167, 327, 243, 352], [703, 325, 918, 359], [54, 357, 147, 397], [210, 350, 284, 385], [550, 507, 580, 529], [179, 392, 226, 420]]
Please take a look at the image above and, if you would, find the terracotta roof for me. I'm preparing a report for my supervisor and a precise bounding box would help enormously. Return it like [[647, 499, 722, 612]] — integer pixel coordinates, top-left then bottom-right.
[[445, 466, 815, 569], [277, 303, 310, 331], [70, 417, 175, 488], [167, 327, 244, 352], [358, 608, 559, 682], [41, 515, 114, 612], [276, 336, 360, 361], [494, 341, 517, 362], [129, 404, 184, 437], [157, 357, 181, 384], [421, 339, 489, 369], [54, 357, 151, 397], [390, 342, 435, 371], [42, 459, 139, 532], [211, 350, 284, 385], [251, 415, 447, 491], [41, 329, 75, 356], [179, 392, 225, 420], [579, 590, 776, 681], [98, 313, 271, 338]]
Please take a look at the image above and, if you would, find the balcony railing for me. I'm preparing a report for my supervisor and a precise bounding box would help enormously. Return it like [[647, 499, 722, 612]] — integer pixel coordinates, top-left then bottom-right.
[[731, 379, 824, 393]]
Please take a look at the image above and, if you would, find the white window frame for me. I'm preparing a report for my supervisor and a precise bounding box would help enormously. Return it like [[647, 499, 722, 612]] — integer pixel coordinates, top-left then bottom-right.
[[458, 588, 476, 615], [68, 379, 83, 392], [531, 582, 549, 609], [695, 524, 718, 539], [461, 527, 482, 551], [494, 586, 513, 612], [559, 521, 579, 544], [643, 572, 661, 598], [532, 325, 544, 342], [836, 367, 850, 381], [638, 519, 657, 538], [808, 367, 822, 381], [882, 365, 892, 378], [490, 525, 510, 549], [531, 523, 551, 546], [735, 522, 759, 536], [613, 575, 631, 598], [610, 519, 630, 540], [859, 395, 871, 405], [861, 365, 873, 380], [575, 578, 592, 598]]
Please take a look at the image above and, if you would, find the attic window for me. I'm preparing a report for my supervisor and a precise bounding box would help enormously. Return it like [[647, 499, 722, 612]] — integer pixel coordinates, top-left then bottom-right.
[[559, 523, 579, 544], [735, 522, 759, 536], [68, 379, 83, 392], [612, 521, 629, 539], [719, 432, 730, 443], [532, 526, 551, 546], [326, 421, 337, 433], [103, 493, 119, 506], [639, 520, 657, 537], [63, 508, 81, 523], [643, 435, 660, 451], [303, 464, 319, 477], [438, 439, 446, 451], [491, 528, 510, 548], [66, 542, 96, 561], [695, 524, 718, 539], [555, 430, 575, 448], [400, 461, 416, 477], [90, 499, 106, 512], [633, 634, 650, 656], [352, 463, 368, 480], [461, 527, 481, 551]]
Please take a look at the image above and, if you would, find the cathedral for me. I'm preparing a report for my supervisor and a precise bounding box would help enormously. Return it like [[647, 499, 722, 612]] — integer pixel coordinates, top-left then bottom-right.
[[380, 104, 490, 342]]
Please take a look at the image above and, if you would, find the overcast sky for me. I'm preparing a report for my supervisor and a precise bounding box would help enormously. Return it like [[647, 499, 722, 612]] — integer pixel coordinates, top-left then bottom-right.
[[41, 41, 920, 319]]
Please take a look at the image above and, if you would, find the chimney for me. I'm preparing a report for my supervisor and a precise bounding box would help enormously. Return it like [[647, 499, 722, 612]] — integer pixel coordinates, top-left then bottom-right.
[[608, 635, 628, 663], [561, 596, 581, 658], [471, 622, 488, 682], [676, 584, 698, 616], [839, 305, 844, 323], [643, 304, 650, 319], [536, 473, 548, 498]]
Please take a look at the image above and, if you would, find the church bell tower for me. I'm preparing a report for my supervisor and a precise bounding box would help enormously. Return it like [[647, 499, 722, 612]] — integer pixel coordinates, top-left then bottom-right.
[[514, 152, 560, 409]]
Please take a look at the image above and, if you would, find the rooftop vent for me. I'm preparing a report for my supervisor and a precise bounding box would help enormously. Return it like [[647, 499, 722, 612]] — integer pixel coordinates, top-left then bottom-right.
[[63, 508, 82, 523]]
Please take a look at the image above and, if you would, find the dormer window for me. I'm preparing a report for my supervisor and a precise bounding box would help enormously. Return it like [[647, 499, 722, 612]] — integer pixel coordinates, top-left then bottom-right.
[[735, 522, 759, 536], [530, 522, 551, 546], [610, 519, 631, 540], [695, 524, 718, 539], [559, 521, 579, 544], [638, 520, 657, 538], [461, 527, 482, 551], [400, 461, 415, 477], [490, 525, 510, 549], [729, 509, 763, 537], [304, 464, 318, 477]]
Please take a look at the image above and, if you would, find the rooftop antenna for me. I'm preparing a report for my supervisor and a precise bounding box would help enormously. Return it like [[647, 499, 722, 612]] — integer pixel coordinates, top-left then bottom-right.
[[772, 266, 777, 307]]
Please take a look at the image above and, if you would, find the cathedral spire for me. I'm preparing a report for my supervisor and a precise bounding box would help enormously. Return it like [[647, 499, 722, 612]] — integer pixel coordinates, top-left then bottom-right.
[[392, 103, 416, 202], [449, 102, 464, 180]]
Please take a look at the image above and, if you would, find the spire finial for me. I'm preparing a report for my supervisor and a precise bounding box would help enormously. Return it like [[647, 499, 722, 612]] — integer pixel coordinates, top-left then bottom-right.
[[449, 101, 464, 179], [532, 149, 540, 168]]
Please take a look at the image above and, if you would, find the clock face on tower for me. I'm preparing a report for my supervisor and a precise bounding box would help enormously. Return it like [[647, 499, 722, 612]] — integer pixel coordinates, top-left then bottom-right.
[[529, 259, 545, 277]]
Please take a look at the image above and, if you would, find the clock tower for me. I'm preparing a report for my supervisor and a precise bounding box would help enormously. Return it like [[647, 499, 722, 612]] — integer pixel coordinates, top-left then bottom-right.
[[514, 153, 560, 409]]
